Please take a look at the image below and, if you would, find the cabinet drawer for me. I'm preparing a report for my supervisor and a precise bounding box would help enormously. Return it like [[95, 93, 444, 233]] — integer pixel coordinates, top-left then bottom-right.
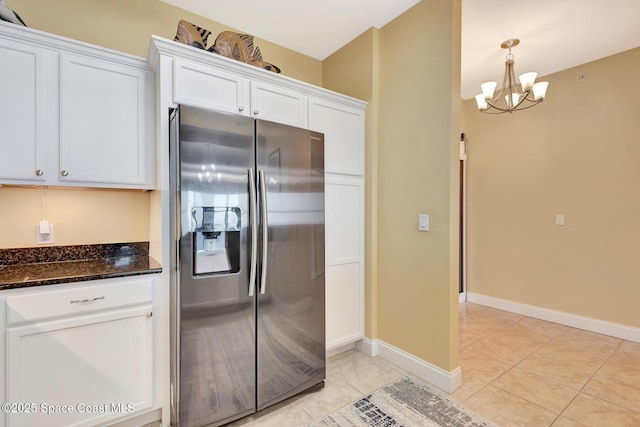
[[6, 277, 154, 325]]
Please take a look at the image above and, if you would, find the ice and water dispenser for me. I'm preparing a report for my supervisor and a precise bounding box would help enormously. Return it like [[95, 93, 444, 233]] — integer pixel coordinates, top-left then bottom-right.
[[191, 206, 241, 276]]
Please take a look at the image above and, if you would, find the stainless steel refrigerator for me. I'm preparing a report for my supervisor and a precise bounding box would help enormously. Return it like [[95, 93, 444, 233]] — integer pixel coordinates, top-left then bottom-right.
[[169, 105, 326, 427]]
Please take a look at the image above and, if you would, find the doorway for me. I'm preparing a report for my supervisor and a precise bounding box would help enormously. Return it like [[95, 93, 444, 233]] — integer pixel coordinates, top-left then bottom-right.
[[459, 133, 467, 302]]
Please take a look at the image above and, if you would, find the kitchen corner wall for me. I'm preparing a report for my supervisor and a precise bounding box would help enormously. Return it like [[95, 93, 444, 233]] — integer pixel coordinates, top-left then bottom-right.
[[3, 0, 322, 249], [462, 46, 640, 328], [323, 0, 462, 372]]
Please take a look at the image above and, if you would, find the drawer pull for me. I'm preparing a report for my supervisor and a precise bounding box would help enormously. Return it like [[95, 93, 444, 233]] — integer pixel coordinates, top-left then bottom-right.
[[70, 296, 105, 304], [146, 311, 153, 318]]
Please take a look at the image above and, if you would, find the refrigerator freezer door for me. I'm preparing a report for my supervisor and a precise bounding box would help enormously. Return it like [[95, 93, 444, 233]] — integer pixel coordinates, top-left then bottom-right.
[[255, 120, 326, 410], [177, 106, 256, 426]]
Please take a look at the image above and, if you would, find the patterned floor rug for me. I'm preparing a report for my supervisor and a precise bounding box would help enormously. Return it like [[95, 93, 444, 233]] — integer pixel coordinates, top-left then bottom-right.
[[308, 376, 497, 427]]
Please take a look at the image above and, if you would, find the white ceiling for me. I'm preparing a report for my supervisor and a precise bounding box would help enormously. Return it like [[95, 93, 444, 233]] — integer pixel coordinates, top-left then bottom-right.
[[162, 0, 640, 100]]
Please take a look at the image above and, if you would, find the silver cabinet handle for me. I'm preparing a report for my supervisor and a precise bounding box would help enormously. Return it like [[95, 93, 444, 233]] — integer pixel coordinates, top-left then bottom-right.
[[253, 109, 259, 115], [248, 169, 258, 297], [61, 170, 69, 177], [35, 169, 44, 176], [146, 312, 153, 318], [238, 106, 244, 112], [259, 170, 268, 295], [70, 296, 104, 304]]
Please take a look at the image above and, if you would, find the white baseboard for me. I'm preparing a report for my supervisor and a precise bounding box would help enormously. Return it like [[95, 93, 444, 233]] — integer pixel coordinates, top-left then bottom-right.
[[327, 341, 357, 357], [356, 337, 376, 356], [467, 292, 640, 343], [357, 338, 461, 393]]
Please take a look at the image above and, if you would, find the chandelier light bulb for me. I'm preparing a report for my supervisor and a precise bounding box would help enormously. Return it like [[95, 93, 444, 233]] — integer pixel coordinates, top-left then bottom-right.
[[532, 81, 549, 100], [519, 72, 537, 91], [475, 94, 489, 110], [481, 81, 497, 99], [505, 93, 520, 108]]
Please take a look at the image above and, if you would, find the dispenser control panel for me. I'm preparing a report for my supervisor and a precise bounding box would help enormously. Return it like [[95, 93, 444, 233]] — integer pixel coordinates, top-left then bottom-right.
[[191, 206, 241, 276]]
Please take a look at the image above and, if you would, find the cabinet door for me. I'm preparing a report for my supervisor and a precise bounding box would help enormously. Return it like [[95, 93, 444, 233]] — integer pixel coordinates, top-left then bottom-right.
[[0, 40, 47, 183], [59, 54, 149, 186], [174, 58, 250, 115], [251, 81, 308, 128], [309, 98, 364, 176], [325, 177, 364, 349], [6, 306, 153, 427]]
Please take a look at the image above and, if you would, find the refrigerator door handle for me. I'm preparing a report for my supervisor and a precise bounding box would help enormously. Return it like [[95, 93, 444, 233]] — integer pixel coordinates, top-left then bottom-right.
[[259, 170, 268, 295], [248, 169, 258, 297]]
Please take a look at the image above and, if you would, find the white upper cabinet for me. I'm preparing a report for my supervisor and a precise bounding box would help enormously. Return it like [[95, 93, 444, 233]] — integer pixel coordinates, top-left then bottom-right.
[[174, 58, 250, 115], [0, 39, 47, 182], [309, 97, 365, 176], [251, 81, 308, 128], [172, 56, 308, 128], [59, 53, 150, 186], [0, 23, 155, 189]]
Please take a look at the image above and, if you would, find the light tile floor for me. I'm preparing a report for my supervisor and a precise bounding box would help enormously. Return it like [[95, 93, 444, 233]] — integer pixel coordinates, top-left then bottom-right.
[[166, 302, 640, 426], [455, 302, 640, 426]]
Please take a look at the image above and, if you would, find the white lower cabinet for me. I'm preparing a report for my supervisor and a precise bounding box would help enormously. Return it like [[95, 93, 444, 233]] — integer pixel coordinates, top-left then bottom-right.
[[325, 263, 362, 348], [1, 276, 155, 427], [325, 176, 364, 349]]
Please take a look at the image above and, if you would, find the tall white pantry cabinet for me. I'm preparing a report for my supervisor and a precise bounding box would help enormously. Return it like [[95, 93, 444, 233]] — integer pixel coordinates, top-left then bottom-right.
[[147, 36, 366, 351]]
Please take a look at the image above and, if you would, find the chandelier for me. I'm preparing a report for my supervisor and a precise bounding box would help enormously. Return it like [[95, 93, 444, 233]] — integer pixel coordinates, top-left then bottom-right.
[[475, 39, 549, 113]]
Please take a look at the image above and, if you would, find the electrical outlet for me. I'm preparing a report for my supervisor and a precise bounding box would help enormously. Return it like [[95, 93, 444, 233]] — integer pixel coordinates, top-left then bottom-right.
[[37, 223, 54, 244]]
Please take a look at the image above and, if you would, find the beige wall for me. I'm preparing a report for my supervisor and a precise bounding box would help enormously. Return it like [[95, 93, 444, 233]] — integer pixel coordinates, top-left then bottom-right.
[[3, 0, 322, 250], [323, 28, 380, 339], [463, 46, 640, 328], [322, 1, 463, 372], [7, 0, 321, 85], [0, 187, 149, 248]]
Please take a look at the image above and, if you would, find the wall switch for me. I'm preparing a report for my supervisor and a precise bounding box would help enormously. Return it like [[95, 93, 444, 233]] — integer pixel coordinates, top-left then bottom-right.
[[37, 223, 54, 244], [418, 214, 429, 231], [555, 214, 565, 226]]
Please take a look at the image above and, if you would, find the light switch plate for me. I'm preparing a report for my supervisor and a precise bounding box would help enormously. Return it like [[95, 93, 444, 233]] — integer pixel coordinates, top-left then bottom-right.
[[419, 214, 429, 231], [555, 214, 565, 226]]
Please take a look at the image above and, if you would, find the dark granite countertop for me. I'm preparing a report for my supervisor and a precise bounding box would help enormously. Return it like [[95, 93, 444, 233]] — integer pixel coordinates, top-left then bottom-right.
[[0, 242, 162, 291]]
